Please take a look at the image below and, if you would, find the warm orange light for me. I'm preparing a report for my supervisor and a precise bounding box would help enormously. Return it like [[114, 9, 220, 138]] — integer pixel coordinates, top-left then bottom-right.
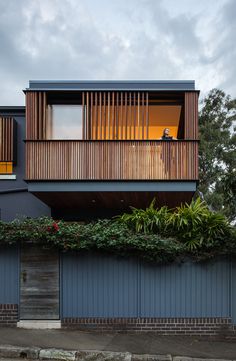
[[0, 162, 13, 174], [91, 104, 181, 140]]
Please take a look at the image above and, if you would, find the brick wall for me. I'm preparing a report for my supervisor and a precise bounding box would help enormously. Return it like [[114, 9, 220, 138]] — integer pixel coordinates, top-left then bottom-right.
[[0, 304, 18, 326], [62, 317, 234, 336]]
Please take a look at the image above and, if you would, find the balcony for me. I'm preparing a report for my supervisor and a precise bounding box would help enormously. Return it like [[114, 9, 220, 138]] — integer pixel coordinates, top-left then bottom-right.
[[24, 82, 199, 214], [25, 140, 198, 181]]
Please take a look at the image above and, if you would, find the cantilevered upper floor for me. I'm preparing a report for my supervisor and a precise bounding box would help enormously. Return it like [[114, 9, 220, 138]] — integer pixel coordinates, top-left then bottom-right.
[[23, 80, 199, 215]]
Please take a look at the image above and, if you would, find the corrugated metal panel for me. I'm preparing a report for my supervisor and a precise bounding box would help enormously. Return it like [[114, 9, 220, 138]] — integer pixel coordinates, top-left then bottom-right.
[[0, 246, 19, 304], [231, 261, 236, 323], [62, 252, 138, 317], [61, 253, 231, 318], [140, 260, 230, 317]]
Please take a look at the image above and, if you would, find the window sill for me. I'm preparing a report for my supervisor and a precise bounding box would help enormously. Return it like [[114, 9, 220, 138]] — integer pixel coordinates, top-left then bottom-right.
[[0, 174, 16, 180]]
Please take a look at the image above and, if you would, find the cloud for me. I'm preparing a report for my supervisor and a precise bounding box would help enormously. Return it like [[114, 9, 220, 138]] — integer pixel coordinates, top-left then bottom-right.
[[0, 0, 235, 105]]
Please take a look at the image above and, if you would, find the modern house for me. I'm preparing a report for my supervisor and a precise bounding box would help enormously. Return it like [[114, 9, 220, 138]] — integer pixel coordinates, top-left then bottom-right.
[[1, 80, 198, 220], [1, 80, 236, 335]]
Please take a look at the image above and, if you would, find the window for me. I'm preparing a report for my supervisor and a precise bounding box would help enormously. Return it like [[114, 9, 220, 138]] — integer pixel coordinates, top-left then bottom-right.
[[0, 162, 13, 174], [47, 105, 83, 139]]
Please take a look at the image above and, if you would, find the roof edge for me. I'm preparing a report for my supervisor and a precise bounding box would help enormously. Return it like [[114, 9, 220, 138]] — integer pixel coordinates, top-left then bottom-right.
[[27, 80, 196, 91]]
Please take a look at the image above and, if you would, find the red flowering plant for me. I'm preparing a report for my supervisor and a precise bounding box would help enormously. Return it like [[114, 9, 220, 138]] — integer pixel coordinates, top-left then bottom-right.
[[47, 221, 60, 233]]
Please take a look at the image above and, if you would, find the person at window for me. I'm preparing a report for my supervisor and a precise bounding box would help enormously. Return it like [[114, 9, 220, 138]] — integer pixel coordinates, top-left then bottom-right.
[[161, 128, 176, 140]]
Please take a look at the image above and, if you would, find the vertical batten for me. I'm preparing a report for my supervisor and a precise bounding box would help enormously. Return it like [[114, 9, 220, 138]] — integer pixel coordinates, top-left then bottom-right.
[[137, 92, 140, 139], [103, 92, 106, 139], [120, 92, 123, 140], [146, 92, 149, 140], [133, 92, 136, 139], [107, 92, 110, 140], [124, 92, 128, 140], [90, 92, 93, 139], [129, 92, 132, 139], [0, 117, 15, 162], [184, 92, 199, 139], [82, 92, 85, 140], [111, 92, 115, 140], [116, 92, 119, 139], [99, 92, 102, 140], [25, 140, 198, 180], [95, 92, 98, 140], [142, 92, 145, 140]]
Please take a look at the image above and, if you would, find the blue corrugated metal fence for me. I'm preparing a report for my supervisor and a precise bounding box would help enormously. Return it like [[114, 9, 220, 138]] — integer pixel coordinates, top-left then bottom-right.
[[61, 252, 232, 319], [0, 246, 19, 304]]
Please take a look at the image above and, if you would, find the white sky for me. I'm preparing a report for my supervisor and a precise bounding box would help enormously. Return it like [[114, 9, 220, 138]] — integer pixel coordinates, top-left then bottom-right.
[[0, 0, 235, 105]]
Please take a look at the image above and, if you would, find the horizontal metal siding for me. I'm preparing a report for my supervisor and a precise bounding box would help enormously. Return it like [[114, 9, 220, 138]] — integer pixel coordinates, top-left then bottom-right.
[[140, 260, 230, 317], [62, 253, 138, 317], [0, 246, 19, 304], [61, 253, 230, 319]]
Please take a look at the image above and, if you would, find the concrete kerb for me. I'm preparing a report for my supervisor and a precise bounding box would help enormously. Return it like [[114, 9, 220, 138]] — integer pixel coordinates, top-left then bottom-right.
[[0, 345, 235, 361]]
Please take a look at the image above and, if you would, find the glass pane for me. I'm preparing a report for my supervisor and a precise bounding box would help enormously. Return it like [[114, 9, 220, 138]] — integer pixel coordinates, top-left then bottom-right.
[[149, 105, 182, 139], [0, 162, 13, 174], [50, 105, 83, 139]]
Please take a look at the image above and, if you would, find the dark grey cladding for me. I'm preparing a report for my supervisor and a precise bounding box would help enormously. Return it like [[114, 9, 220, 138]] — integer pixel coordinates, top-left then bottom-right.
[[27, 80, 196, 91]]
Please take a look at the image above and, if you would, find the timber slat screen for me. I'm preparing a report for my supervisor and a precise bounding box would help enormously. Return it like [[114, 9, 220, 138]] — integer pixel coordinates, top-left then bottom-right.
[[25, 140, 198, 180], [26, 91, 150, 140], [0, 117, 15, 162], [82, 91, 149, 140], [184, 92, 198, 139]]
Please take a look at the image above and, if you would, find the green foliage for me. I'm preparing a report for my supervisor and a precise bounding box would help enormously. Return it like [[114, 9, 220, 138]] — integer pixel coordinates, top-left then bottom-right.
[[167, 198, 231, 251], [117, 197, 234, 254], [117, 199, 170, 234], [0, 198, 235, 264], [199, 88, 236, 221]]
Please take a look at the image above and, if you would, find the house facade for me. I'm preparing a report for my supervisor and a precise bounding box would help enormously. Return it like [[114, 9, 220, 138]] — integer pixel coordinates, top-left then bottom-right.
[[1, 80, 199, 221], [1, 80, 236, 335]]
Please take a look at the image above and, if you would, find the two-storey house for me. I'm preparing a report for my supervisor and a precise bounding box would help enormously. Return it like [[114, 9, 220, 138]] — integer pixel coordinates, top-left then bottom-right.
[[3, 81, 234, 336], [23, 80, 199, 220]]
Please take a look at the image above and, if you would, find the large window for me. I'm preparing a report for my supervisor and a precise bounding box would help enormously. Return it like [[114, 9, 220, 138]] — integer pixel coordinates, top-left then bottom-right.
[[47, 105, 83, 139], [148, 105, 182, 139]]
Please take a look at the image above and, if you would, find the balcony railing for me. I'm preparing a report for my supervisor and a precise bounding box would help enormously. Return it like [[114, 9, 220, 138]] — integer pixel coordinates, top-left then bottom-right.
[[25, 140, 198, 181]]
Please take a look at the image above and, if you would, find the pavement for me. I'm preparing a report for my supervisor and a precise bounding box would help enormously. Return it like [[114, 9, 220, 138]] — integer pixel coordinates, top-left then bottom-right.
[[0, 327, 236, 360]]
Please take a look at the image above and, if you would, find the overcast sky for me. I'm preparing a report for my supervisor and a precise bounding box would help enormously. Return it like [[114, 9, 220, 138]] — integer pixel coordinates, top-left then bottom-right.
[[0, 0, 235, 105]]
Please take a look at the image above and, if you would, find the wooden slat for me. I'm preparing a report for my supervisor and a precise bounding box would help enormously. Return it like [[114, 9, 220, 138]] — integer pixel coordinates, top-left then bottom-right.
[[95, 92, 98, 140], [99, 92, 102, 140], [146, 92, 149, 139], [124, 92, 128, 140], [0, 117, 15, 162], [103, 92, 106, 139], [184, 92, 199, 139], [142, 92, 145, 140], [133, 92, 136, 140], [20, 245, 59, 320], [25, 140, 199, 181], [137, 92, 140, 139], [116, 92, 119, 140], [129, 92, 132, 139]]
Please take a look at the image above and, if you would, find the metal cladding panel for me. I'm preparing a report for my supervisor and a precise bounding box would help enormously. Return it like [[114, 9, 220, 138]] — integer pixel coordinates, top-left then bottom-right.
[[62, 254, 231, 318], [140, 260, 230, 317], [62, 252, 138, 317], [28, 80, 195, 91], [231, 261, 236, 324], [0, 246, 19, 304]]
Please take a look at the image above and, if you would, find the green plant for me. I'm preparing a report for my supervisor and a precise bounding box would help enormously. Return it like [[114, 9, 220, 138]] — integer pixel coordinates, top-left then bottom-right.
[[117, 199, 170, 234], [0, 199, 235, 264]]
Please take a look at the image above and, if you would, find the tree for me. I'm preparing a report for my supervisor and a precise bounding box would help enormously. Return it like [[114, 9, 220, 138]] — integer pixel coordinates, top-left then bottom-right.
[[198, 89, 236, 222]]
